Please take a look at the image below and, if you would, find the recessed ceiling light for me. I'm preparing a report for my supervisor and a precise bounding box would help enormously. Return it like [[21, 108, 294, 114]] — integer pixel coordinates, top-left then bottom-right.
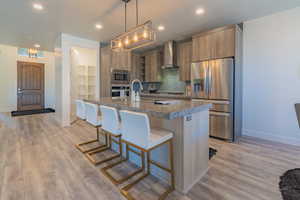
[[33, 3, 44, 11], [158, 25, 165, 31], [196, 8, 205, 15], [34, 44, 40, 48], [95, 24, 103, 30]]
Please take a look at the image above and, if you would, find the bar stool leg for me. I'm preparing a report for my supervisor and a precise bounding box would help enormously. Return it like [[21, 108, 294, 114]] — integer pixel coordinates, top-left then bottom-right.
[[169, 139, 175, 190], [159, 139, 175, 200], [75, 127, 108, 153], [101, 143, 146, 185], [120, 139, 175, 200], [85, 134, 122, 165], [120, 151, 149, 199]]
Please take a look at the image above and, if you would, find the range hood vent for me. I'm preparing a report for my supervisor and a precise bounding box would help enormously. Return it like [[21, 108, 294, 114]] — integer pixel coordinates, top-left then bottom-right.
[[162, 41, 179, 69]]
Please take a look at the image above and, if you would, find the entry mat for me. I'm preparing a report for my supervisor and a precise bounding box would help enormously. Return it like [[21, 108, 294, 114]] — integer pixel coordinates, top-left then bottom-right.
[[279, 168, 300, 200], [209, 147, 217, 160], [11, 108, 55, 117]]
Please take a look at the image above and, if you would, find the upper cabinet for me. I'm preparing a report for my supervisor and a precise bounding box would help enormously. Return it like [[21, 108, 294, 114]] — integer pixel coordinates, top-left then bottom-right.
[[111, 51, 132, 70], [192, 34, 212, 62], [130, 53, 141, 80], [177, 41, 192, 81], [213, 27, 235, 59], [192, 25, 236, 62], [143, 50, 162, 82]]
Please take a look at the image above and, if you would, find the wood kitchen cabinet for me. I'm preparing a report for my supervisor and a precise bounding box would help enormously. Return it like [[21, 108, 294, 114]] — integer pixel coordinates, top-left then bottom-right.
[[111, 51, 132, 70], [177, 41, 192, 81], [192, 25, 236, 62], [213, 27, 235, 59], [100, 46, 112, 97], [130, 53, 142, 80], [192, 34, 212, 62], [144, 50, 162, 82]]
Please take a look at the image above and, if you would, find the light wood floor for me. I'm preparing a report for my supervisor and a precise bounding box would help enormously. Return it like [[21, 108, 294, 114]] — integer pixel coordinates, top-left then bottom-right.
[[0, 113, 299, 200]]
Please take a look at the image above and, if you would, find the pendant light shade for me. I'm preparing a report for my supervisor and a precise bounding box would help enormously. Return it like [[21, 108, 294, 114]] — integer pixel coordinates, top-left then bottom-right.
[[111, 0, 156, 52], [28, 48, 38, 58]]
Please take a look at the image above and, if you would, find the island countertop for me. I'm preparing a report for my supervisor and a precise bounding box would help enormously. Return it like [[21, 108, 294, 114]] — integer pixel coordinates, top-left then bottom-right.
[[85, 97, 211, 120]]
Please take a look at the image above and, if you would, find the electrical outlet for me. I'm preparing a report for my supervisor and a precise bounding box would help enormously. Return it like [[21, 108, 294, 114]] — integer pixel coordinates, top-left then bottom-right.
[[186, 115, 192, 121]]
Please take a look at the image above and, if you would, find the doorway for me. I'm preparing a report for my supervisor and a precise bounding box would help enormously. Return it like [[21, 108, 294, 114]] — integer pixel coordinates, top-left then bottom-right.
[[17, 61, 45, 111], [70, 47, 97, 123]]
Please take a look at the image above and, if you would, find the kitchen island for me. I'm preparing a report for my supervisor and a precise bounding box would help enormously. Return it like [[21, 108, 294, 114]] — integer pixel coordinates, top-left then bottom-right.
[[85, 97, 211, 194]]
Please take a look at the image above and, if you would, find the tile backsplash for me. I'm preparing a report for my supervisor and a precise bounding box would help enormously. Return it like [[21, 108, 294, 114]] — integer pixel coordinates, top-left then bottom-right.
[[159, 69, 186, 92]]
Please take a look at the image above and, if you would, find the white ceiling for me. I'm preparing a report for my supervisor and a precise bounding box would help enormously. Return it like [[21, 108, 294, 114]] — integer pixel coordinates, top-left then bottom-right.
[[0, 0, 299, 51]]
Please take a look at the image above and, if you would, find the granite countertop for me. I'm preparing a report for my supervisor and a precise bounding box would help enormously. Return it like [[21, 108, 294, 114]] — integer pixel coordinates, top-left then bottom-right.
[[141, 93, 192, 100], [85, 97, 211, 120]]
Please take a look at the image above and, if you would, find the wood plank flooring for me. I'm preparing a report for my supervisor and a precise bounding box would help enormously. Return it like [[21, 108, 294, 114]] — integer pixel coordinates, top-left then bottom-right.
[[0, 113, 299, 200]]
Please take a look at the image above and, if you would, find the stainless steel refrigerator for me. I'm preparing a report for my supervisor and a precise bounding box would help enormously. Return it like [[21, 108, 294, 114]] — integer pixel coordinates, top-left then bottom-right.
[[191, 58, 235, 141]]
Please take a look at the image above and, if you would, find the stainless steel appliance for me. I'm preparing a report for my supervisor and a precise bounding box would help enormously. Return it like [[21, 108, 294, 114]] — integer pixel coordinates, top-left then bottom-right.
[[111, 69, 130, 85], [191, 58, 235, 141], [296, 104, 300, 128], [161, 41, 179, 69], [111, 84, 130, 99]]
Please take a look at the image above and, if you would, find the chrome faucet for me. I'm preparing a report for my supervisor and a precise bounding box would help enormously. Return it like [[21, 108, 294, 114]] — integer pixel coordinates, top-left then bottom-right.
[[130, 79, 143, 101]]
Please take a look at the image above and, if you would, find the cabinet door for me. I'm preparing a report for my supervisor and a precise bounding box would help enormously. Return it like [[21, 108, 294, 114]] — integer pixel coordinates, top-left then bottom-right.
[[151, 51, 162, 82], [144, 51, 162, 82], [111, 51, 119, 69], [178, 41, 192, 81], [213, 28, 235, 59], [131, 54, 141, 80], [111, 51, 132, 70], [100, 46, 111, 97], [192, 34, 212, 62], [122, 51, 132, 70]]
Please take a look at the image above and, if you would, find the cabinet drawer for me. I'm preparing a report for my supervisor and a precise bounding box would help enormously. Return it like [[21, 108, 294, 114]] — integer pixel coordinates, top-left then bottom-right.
[[209, 111, 233, 140]]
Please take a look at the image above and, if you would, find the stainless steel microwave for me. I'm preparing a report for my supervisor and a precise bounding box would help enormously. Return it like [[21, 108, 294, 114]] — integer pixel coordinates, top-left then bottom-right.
[[111, 69, 130, 84]]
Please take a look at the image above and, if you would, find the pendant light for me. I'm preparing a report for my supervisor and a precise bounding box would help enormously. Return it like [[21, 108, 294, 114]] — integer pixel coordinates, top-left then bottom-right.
[[111, 0, 156, 51]]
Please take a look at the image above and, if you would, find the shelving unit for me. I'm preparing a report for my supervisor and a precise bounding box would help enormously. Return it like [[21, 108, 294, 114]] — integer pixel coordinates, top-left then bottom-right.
[[76, 65, 96, 100], [140, 56, 146, 81]]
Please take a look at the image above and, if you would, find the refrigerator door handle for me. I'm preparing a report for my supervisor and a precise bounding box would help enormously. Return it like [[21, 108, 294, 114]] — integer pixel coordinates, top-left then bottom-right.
[[208, 61, 212, 96], [206, 65, 210, 96]]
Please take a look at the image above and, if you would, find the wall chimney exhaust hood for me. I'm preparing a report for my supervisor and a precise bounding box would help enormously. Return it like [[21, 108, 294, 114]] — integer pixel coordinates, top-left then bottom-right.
[[162, 41, 179, 69]]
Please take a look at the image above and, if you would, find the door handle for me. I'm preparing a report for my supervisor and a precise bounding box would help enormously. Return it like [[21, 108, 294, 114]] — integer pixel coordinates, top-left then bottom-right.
[[205, 66, 210, 96], [210, 111, 231, 117], [17, 88, 23, 94]]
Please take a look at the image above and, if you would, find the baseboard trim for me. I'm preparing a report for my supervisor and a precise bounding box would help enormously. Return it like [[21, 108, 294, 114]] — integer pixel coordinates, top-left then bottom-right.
[[243, 128, 300, 146], [0, 105, 17, 113]]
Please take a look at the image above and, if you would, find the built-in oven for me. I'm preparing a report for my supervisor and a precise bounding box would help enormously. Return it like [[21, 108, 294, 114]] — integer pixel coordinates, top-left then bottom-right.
[[111, 85, 130, 99], [111, 70, 130, 85]]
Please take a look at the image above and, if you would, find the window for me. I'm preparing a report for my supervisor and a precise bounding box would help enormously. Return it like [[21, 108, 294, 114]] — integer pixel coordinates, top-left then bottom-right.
[[18, 48, 44, 58]]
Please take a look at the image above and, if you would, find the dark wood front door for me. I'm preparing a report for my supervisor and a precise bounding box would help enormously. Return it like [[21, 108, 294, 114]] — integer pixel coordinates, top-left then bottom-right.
[[17, 61, 45, 111]]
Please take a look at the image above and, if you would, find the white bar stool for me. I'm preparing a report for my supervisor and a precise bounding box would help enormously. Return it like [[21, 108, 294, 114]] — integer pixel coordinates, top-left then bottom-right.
[[76, 100, 86, 120], [103, 110, 175, 200], [85, 105, 122, 165], [75, 102, 107, 153]]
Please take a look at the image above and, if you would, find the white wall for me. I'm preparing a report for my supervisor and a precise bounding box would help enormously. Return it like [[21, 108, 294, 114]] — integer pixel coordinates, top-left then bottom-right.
[[55, 34, 100, 127], [243, 7, 300, 145], [0, 44, 56, 112], [55, 35, 63, 123]]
